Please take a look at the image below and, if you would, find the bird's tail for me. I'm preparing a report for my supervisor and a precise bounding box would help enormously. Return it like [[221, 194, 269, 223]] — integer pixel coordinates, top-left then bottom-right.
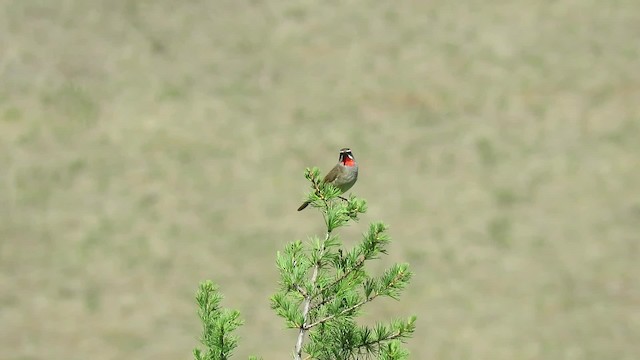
[[297, 201, 310, 211]]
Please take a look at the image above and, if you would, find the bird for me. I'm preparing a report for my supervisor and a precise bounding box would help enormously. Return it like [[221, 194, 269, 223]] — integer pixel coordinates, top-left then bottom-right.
[[297, 148, 358, 211]]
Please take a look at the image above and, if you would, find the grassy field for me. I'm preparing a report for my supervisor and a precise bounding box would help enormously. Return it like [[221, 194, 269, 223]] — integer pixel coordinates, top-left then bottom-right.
[[1, 0, 639, 359]]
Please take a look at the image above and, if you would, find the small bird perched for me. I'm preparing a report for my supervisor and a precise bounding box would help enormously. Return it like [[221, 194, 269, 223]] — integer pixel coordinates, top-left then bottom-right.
[[297, 148, 359, 211]]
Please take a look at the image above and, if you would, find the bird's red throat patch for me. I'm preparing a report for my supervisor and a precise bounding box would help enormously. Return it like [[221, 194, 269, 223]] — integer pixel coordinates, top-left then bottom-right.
[[342, 158, 356, 167]]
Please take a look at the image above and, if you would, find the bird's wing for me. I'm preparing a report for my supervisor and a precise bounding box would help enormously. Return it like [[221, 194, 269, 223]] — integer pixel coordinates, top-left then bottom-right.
[[322, 164, 340, 184]]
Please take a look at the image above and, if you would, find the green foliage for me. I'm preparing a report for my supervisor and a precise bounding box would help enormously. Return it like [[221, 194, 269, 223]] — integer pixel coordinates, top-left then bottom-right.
[[194, 168, 415, 359], [300, 167, 367, 230], [193, 281, 245, 360], [271, 167, 416, 359], [306, 318, 416, 360]]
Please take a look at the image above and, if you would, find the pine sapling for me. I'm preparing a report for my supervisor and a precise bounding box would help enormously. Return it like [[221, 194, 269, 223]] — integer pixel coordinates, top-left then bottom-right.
[[272, 167, 416, 360]]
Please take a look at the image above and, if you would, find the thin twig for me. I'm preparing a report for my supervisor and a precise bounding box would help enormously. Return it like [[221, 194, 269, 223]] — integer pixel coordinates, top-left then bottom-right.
[[312, 176, 326, 202], [303, 294, 376, 330], [309, 256, 366, 310], [352, 329, 405, 355], [311, 174, 345, 207], [313, 255, 365, 300], [295, 284, 307, 298]]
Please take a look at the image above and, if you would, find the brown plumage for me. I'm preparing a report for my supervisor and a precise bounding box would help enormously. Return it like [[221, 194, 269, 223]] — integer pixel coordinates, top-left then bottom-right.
[[297, 148, 359, 211]]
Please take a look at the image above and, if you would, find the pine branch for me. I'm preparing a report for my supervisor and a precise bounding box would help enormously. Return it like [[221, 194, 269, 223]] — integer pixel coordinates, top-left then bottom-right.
[[295, 167, 349, 360], [304, 295, 374, 330], [194, 166, 416, 360], [295, 284, 308, 298], [305, 266, 410, 330], [193, 281, 244, 360], [295, 230, 329, 360], [280, 168, 415, 359], [309, 223, 398, 314], [353, 329, 405, 355], [310, 255, 366, 305]]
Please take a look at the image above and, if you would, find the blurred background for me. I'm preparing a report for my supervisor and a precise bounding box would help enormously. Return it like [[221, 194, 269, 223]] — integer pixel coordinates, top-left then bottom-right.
[[1, 0, 639, 359]]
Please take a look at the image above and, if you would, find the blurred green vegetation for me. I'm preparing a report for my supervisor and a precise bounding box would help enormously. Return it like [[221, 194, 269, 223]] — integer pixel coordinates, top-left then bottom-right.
[[1, 0, 639, 359]]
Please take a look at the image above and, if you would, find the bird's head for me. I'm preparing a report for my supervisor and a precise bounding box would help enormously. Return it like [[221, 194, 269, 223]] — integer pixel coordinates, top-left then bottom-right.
[[339, 148, 356, 167]]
